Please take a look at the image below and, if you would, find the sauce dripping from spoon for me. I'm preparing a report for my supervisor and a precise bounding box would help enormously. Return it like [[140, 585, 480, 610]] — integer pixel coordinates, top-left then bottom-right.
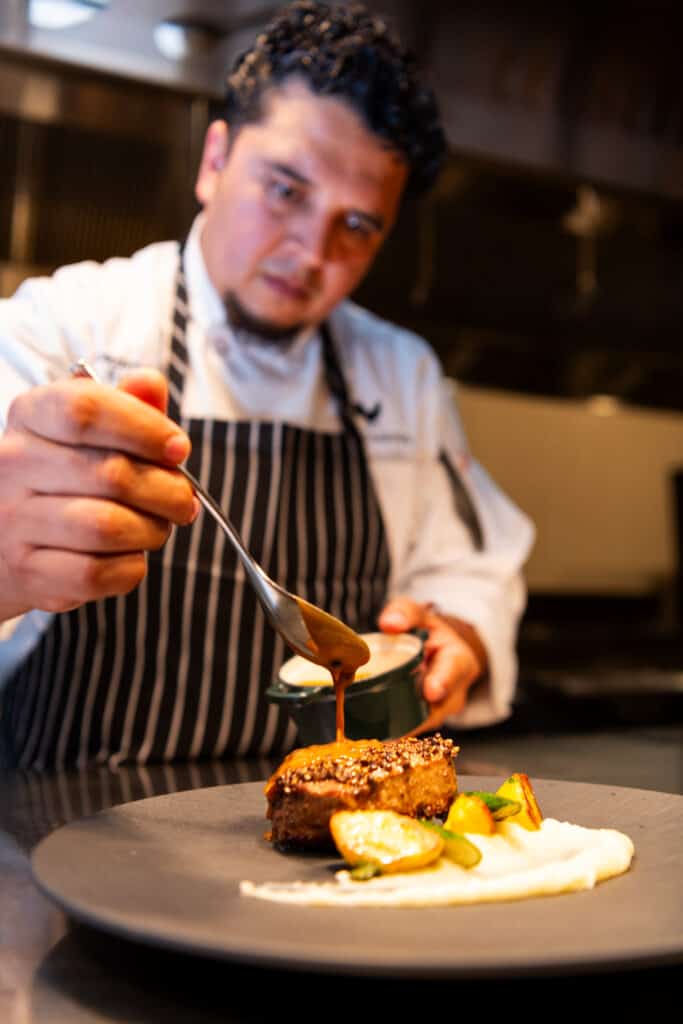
[[294, 597, 370, 741]]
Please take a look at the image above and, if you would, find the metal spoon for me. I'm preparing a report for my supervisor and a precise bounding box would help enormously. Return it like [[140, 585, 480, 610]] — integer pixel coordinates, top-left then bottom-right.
[[69, 359, 370, 674]]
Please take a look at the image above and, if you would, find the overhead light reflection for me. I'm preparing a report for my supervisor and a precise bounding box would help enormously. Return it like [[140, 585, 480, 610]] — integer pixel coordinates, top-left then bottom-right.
[[154, 19, 222, 61], [28, 1, 105, 31], [154, 22, 192, 61]]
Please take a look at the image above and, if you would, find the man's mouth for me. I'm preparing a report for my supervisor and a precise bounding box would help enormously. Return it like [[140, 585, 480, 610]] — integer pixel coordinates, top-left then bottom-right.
[[261, 273, 310, 301]]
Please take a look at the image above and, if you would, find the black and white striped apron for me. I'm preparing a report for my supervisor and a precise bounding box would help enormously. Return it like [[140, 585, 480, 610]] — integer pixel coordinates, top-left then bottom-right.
[[1, 257, 391, 770]]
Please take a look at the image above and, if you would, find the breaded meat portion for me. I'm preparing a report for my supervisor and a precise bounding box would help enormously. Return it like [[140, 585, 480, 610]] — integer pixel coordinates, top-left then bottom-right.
[[265, 734, 458, 849]]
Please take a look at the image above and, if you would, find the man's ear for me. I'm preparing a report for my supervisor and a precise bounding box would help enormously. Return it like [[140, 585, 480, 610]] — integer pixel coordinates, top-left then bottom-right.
[[195, 120, 229, 205]]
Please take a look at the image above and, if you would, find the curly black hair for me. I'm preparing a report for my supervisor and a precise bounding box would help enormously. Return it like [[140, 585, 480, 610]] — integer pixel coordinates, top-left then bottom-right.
[[224, 0, 446, 197]]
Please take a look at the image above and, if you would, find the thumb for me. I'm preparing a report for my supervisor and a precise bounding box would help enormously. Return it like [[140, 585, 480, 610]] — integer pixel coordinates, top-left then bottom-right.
[[378, 596, 426, 634], [117, 368, 168, 413]]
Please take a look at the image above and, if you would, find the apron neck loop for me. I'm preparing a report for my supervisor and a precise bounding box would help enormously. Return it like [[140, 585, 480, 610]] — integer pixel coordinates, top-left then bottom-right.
[[319, 321, 381, 437], [176, 238, 189, 306]]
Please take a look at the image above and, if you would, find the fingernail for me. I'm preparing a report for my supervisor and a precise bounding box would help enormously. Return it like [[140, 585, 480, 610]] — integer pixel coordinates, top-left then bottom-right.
[[164, 434, 190, 463]]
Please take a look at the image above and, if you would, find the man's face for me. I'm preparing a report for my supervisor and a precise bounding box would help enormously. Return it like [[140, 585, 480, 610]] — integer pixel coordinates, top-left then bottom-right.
[[195, 78, 408, 337]]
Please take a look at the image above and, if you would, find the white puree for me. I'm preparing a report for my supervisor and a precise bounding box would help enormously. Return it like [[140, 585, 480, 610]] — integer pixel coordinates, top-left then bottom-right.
[[240, 819, 634, 907]]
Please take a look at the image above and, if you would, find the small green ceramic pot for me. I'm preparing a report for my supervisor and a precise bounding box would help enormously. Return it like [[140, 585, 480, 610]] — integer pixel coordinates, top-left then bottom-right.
[[265, 631, 428, 745]]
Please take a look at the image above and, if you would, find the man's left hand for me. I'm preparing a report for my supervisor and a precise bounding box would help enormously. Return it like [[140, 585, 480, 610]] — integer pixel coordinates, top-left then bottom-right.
[[378, 597, 488, 727]]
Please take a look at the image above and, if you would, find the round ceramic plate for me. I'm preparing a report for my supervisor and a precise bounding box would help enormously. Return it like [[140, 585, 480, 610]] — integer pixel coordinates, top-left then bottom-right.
[[30, 776, 683, 978]]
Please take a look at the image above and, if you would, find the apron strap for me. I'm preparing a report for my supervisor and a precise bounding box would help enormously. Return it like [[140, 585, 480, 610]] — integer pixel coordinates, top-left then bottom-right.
[[319, 321, 381, 442], [166, 241, 190, 424]]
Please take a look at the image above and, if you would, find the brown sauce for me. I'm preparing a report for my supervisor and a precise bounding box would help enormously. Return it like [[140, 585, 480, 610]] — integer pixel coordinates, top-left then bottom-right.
[[294, 597, 370, 742]]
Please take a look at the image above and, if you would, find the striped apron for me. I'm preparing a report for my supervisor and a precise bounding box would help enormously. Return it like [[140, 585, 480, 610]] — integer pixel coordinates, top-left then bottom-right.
[[1, 257, 391, 770]]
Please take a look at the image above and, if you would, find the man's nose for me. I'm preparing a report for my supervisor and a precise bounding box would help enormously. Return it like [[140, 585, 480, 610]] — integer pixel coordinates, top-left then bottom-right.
[[288, 212, 333, 268]]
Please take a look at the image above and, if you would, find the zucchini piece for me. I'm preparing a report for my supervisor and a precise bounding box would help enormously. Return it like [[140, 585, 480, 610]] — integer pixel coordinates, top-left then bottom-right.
[[419, 820, 482, 868], [349, 862, 382, 881]]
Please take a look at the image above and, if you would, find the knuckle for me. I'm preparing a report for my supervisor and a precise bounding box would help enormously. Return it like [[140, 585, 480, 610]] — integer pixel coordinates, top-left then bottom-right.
[[97, 453, 131, 497], [63, 389, 100, 438], [3, 540, 29, 576], [90, 502, 122, 545], [5, 393, 28, 429], [79, 556, 103, 591], [79, 555, 119, 598], [148, 470, 193, 525]]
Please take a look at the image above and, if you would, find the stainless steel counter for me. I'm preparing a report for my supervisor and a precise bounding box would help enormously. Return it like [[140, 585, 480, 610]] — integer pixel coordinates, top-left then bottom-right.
[[1, 725, 681, 1021]]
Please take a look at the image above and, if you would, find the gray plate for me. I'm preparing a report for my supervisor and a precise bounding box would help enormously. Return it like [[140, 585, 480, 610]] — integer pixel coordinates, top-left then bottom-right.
[[30, 776, 683, 978]]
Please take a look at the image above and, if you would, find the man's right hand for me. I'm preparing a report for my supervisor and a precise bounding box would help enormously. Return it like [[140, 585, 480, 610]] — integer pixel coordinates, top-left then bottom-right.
[[0, 370, 197, 622]]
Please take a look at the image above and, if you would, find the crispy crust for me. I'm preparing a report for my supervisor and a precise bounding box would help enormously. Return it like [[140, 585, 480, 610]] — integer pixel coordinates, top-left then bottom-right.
[[265, 734, 459, 849]]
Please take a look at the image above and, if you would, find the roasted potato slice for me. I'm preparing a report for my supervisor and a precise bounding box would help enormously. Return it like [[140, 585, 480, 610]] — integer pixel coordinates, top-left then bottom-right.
[[496, 773, 543, 830], [330, 809, 444, 874], [444, 793, 496, 834]]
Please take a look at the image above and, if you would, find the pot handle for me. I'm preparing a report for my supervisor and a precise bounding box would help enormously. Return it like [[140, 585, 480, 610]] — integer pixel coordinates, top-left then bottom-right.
[[265, 683, 327, 704]]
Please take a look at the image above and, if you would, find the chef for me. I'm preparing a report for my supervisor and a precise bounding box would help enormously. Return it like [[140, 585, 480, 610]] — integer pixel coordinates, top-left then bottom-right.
[[0, 0, 534, 770]]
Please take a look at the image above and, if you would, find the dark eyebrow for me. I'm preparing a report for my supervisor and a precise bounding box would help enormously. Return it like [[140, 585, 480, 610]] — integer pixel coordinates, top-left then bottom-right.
[[264, 160, 311, 186]]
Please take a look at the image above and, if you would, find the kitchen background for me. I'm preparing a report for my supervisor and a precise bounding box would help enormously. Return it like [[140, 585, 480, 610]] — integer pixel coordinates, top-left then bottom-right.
[[1, 0, 681, 730]]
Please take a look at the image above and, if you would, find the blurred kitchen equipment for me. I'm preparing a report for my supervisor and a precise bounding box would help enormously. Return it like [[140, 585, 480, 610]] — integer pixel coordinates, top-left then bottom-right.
[[69, 359, 369, 676]]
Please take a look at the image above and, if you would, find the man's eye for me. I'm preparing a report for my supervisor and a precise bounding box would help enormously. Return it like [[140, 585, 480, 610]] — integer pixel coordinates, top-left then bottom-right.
[[344, 212, 372, 237], [267, 179, 298, 203]]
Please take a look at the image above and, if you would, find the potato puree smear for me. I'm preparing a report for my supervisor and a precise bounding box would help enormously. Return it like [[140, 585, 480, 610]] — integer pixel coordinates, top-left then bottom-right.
[[240, 774, 635, 907]]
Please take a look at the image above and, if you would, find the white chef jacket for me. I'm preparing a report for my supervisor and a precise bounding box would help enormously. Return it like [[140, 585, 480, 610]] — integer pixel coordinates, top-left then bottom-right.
[[0, 216, 535, 728]]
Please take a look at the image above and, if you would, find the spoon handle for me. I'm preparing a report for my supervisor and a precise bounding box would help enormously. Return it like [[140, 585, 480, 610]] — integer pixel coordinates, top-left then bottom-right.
[[175, 464, 271, 592]]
